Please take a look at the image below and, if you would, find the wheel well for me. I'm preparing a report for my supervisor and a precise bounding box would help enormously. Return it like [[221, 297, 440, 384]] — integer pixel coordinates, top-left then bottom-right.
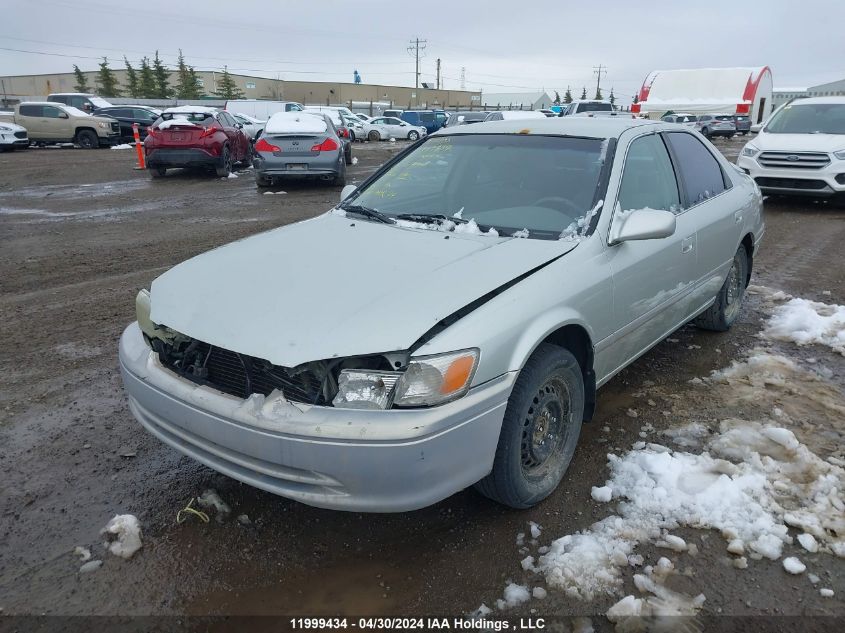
[[74, 126, 96, 138], [541, 324, 596, 422], [741, 233, 754, 286]]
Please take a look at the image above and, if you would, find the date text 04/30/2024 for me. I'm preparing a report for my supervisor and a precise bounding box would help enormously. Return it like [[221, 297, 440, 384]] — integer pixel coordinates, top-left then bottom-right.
[[289, 617, 546, 630]]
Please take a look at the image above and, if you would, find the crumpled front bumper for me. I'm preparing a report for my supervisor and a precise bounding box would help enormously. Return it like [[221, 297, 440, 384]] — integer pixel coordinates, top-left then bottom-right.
[[119, 322, 514, 512]]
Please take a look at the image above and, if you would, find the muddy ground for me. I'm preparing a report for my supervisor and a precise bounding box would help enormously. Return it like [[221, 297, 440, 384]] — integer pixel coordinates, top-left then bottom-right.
[[0, 136, 843, 631]]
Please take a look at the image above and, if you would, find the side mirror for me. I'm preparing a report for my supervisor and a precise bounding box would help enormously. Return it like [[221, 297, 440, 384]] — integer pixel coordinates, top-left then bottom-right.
[[610, 206, 676, 244], [340, 184, 357, 202]]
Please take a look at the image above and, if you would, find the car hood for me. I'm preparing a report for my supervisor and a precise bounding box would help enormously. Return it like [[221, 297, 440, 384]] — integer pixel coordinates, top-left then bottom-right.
[[754, 132, 845, 153], [150, 212, 577, 366], [0, 121, 26, 132]]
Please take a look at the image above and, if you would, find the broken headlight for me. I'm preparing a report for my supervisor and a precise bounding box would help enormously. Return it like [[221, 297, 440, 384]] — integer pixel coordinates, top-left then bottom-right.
[[394, 349, 479, 407], [332, 370, 401, 410]]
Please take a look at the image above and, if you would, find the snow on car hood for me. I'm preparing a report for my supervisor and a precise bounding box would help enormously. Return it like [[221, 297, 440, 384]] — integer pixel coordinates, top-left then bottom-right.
[[754, 132, 845, 153], [150, 213, 577, 366]]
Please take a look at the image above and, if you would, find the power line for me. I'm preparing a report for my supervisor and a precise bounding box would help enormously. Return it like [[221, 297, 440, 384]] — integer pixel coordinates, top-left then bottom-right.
[[593, 64, 607, 98], [407, 38, 427, 101]]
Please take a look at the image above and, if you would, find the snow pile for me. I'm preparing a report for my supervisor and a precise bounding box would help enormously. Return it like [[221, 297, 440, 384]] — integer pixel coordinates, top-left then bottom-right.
[[763, 297, 845, 355], [560, 199, 603, 241], [101, 514, 142, 559], [110, 143, 134, 150], [512, 228, 530, 238], [163, 104, 217, 114], [197, 489, 231, 522], [782, 556, 806, 574], [352, 157, 359, 165], [225, 172, 238, 179], [606, 558, 705, 632], [496, 582, 531, 609], [453, 218, 499, 237], [532, 420, 845, 599]]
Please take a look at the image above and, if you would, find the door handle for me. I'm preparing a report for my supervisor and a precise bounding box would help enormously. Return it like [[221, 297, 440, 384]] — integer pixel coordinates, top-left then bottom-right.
[[681, 236, 694, 254]]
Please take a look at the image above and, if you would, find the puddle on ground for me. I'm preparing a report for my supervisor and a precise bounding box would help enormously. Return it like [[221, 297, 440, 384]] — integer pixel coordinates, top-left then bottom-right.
[[0, 179, 149, 200]]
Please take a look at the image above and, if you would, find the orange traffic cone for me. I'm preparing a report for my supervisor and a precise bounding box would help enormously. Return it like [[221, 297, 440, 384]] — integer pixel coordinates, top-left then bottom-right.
[[132, 123, 146, 170]]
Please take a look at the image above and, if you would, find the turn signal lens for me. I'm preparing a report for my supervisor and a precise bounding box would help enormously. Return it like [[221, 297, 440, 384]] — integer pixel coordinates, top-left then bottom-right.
[[254, 138, 280, 152], [394, 349, 479, 407]]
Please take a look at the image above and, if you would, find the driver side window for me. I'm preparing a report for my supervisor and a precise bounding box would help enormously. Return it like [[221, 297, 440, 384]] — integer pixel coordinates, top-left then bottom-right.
[[617, 134, 681, 214]]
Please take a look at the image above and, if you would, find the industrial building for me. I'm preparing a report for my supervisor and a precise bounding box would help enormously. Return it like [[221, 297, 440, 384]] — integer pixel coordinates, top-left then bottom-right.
[[772, 77, 845, 110], [632, 67, 773, 123], [0, 69, 481, 111], [477, 91, 553, 110]]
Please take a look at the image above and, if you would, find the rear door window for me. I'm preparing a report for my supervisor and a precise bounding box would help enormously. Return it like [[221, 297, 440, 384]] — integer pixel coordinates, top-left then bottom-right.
[[43, 106, 65, 118], [664, 132, 727, 206], [19, 104, 43, 117], [617, 134, 681, 213]]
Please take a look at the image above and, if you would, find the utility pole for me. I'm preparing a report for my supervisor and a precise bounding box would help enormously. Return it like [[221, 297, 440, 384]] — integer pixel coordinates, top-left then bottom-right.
[[436, 58, 441, 90], [407, 38, 427, 103], [460, 67, 466, 91], [593, 64, 607, 99]]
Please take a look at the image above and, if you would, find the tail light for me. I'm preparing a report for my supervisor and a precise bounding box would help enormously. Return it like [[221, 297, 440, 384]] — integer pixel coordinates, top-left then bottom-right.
[[311, 138, 339, 152], [199, 127, 216, 139], [255, 138, 281, 152], [338, 127, 349, 138], [147, 127, 158, 137]]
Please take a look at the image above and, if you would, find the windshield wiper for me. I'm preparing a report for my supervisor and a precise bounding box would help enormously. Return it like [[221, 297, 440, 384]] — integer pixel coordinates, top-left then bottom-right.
[[339, 204, 394, 224], [395, 213, 469, 224]]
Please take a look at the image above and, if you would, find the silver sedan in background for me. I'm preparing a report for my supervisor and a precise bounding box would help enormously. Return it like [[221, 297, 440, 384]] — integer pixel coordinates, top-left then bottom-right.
[[252, 112, 346, 187], [120, 117, 763, 512]]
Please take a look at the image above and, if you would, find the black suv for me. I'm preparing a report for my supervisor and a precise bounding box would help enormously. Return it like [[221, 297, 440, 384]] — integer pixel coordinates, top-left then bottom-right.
[[93, 106, 161, 142]]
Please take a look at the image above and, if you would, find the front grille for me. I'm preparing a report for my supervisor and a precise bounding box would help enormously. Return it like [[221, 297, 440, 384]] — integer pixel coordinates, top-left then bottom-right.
[[758, 151, 830, 170], [755, 177, 829, 190], [158, 341, 325, 404], [14, 131, 27, 139], [111, 122, 120, 133]]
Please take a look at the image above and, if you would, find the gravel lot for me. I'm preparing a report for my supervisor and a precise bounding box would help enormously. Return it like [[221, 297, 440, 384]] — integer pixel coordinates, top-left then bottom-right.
[[1, 136, 843, 630]]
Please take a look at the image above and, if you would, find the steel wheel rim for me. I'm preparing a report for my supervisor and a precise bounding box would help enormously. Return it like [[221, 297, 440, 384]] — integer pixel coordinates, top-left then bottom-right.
[[724, 254, 744, 320], [521, 377, 570, 475]]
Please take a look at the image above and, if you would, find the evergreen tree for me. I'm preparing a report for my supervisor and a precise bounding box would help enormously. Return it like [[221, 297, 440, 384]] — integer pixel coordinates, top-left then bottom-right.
[[580, 86, 587, 100], [96, 57, 121, 97], [138, 57, 157, 98], [594, 86, 603, 100], [553, 90, 561, 105], [73, 65, 90, 92], [563, 86, 573, 103], [174, 50, 204, 99], [212, 66, 245, 99], [124, 56, 139, 98], [609, 88, 615, 106], [152, 51, 171, 98]]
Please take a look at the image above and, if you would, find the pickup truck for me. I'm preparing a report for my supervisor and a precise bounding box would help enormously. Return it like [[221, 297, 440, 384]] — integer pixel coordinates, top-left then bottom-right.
[[0, 102, 121, 148]]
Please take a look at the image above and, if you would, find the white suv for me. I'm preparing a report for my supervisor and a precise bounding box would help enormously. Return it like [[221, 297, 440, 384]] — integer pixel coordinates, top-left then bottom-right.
[[737, 97, 845, 198]]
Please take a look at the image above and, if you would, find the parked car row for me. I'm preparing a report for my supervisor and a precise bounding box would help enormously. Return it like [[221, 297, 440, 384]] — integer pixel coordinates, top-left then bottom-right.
[[660, 113, 751, 138]]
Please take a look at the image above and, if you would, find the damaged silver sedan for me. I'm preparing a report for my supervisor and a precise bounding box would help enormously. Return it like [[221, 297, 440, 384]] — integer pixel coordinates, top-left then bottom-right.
[[120, 117, 764, 511]]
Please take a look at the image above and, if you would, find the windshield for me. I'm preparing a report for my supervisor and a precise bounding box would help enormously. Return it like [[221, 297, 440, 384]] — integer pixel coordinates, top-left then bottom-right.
[[346, 134, 609, 239], [765, 103, 845, 134], [578, 102, 612, 113]]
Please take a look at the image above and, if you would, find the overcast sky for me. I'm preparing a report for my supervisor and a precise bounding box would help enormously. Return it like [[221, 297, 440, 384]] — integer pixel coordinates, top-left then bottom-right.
[[1, 0, 843, 99]]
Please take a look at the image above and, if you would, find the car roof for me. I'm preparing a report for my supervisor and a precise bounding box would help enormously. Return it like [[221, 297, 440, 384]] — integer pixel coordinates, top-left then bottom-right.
[[434, 116, 660, 138], [48, 92, 94, 96], [21, 101, 63, 106]]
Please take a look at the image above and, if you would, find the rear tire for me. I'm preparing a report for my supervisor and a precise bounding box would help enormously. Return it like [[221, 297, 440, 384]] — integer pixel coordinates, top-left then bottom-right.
[[695, 245, 749, 331], [344, 145, 352, 166], [408, 130, 420, 141], [150, 166, 166, 178], [367, 130, 381, 141], [215, 145, 232, 177], [255, 173, 271, 187], [474, 343, 584, 509], [75, 129, 98, 149]]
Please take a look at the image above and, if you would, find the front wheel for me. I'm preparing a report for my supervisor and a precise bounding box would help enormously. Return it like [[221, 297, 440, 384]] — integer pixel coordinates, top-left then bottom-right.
[[474, 343, 584, 509], [695, 245, 749, 331], [408, 130, 420, 141], [76, 130, 98, 149]]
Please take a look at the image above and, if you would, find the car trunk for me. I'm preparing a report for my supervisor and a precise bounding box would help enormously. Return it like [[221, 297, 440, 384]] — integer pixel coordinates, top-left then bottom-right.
[[259, 134, 333, 158]]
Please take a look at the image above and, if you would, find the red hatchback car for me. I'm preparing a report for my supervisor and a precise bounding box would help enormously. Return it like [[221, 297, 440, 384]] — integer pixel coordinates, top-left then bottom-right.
[[145, 106, 252, 178]]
